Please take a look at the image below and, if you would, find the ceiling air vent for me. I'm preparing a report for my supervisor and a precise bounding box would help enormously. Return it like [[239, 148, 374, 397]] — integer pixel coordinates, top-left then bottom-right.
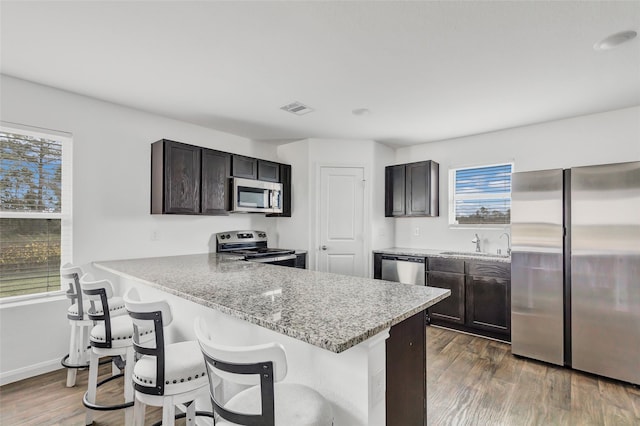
[[280, 101, 314, 115]]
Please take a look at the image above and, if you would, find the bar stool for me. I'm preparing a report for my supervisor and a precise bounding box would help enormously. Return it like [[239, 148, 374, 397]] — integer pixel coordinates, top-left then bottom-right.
[[80, 273, 153, 426], [60, 263, 93, 387], [123, 288, 214, 426], [194, 317, 334, 426]]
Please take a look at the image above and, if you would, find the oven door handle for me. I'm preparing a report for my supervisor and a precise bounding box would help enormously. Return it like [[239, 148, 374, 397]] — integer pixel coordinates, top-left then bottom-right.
[[248, 254, 297, 263]]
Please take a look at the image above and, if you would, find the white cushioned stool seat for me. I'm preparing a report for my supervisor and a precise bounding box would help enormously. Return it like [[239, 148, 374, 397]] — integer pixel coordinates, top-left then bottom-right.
[[67, 300, 91, 318], [90, 314, 154, 349], [133, 340, 208, 395], [219, 383, 333, 426], [125, 288, 213, 426], [68, 295, 126, 318]]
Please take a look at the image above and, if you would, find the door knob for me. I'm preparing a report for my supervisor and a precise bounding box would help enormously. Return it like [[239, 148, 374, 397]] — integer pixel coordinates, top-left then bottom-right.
[[321, 245, 327, 250]]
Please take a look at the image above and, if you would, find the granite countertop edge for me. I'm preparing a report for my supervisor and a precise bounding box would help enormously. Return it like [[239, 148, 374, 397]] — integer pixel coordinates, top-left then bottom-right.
[[373, 247, 511, 263]]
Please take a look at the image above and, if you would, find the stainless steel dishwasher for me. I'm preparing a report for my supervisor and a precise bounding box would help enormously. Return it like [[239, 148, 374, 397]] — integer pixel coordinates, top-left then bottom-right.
[[380, 255, 426, 285]]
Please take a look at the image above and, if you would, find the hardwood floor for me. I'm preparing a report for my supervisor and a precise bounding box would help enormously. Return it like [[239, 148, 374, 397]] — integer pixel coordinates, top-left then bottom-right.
[[427, 326, 640, 425], [1, 327, 639, 425], [0, 362, 169, 426]]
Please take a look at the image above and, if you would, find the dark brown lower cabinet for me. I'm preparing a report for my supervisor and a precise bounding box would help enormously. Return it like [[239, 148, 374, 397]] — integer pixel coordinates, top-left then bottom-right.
[[466, 275, 510, 335], [427, 271, 465, 324], [428, 258, 511, 341], [386, 310, 426, 426], [294, 252, 306, 269]]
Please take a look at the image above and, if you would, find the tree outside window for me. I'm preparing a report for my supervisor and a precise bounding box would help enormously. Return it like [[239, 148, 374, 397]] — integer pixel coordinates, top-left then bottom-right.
[[449, 163, 512, 226], [0, 128, 71, 298]]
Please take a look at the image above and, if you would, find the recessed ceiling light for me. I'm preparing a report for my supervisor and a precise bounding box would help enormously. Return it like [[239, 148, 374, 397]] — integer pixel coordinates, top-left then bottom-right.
[[352, 108, 371, 116], [594, 30, 637, 51]]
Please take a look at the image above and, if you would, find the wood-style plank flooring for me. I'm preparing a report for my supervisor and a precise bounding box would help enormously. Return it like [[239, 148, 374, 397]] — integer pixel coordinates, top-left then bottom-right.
[[427, 326, 640, 425], [0, 362, 167, 425], [1, 327, 639, 425]]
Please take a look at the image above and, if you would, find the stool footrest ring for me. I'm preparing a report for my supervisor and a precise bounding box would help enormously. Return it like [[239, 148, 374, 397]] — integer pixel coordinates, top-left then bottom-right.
[[82, 373, 134, 411], [61, 353, 113, 369], [149, 411, 215, 426], [61, 354, 90, 369]]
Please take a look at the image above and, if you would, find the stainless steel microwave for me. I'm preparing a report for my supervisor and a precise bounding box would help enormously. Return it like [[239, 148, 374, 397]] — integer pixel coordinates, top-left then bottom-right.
[[231, 177, 283, 213]]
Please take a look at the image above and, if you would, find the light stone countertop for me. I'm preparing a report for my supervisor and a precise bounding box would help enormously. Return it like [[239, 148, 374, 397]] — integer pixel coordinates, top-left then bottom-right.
[[94, 253, 450, 353], [373, 247, 511, 263]]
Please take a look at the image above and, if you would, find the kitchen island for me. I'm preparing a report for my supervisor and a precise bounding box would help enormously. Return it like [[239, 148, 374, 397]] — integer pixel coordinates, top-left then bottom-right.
[[94, 253, 449, 426]]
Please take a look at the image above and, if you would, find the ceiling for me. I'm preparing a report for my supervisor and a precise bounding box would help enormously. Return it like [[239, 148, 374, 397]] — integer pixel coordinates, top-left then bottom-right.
[[1, 1, 639, 147]]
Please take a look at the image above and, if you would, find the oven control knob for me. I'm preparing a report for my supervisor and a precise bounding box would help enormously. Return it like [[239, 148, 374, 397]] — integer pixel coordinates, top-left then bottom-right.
[[226, 234, 231, 239]]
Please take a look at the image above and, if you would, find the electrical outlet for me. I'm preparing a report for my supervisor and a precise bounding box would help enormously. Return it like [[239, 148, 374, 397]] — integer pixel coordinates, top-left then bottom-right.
[[414, 227, 420, 236]]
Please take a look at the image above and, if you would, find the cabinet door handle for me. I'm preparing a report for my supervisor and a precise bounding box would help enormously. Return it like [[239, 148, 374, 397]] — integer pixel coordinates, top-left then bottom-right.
[[321, 245, 328, 250]]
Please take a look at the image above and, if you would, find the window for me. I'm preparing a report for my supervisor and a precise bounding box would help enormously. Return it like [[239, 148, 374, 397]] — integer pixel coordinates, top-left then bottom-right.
[[449, 163, 512, 226], [0, 125, 72, 299]]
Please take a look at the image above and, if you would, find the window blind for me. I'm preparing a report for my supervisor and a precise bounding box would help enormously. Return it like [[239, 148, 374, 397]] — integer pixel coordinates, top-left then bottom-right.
[[450, 163, 512, 225], [1, 127, 72, 298]]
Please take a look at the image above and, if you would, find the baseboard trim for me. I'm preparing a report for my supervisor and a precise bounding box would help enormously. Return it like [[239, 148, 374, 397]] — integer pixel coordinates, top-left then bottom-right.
[[429, 324, 511, 344], [0, 358, 63, 386]]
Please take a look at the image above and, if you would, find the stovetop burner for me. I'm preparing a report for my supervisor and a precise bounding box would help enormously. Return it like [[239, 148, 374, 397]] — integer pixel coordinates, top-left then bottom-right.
[[232, 247, 295, 258], [215, 230, 295, 258]]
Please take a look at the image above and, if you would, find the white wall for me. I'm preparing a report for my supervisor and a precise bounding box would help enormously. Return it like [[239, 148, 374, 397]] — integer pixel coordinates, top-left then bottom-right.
[[275, 138, 395, 273], [393, 106, 640, 253], [0, 75, 279, 384], [273, 139, 310, 251]]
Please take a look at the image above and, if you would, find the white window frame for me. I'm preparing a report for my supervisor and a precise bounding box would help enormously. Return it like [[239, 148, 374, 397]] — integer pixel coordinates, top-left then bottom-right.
[[448, 161, 513, 229], [0, 122, 73, 303]]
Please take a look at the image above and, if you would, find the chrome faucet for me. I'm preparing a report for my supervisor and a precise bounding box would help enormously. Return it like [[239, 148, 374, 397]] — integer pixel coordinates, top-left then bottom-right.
[[500, 232, 511, 255], [471, 233, 481, 252]]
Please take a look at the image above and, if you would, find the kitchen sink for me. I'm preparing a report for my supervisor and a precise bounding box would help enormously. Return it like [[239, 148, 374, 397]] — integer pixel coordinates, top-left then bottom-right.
[[440, 251, 510, 259]]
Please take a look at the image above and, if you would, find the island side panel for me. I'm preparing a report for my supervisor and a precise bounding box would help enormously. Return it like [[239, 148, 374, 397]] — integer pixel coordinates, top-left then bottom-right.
[[106, 273, 389, 426], [386, 310, 427, 426]]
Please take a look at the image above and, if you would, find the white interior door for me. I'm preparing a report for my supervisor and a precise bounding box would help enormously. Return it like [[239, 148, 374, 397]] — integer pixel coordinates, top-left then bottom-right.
[[318, 166, 366, 277]]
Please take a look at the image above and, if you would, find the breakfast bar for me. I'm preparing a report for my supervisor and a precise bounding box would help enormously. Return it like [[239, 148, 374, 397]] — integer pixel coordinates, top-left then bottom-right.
[[94, 253, 450, 425]]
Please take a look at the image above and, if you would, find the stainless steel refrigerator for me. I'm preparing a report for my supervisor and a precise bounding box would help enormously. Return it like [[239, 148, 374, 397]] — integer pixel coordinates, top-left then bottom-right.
[[511, 161, 640, 385]]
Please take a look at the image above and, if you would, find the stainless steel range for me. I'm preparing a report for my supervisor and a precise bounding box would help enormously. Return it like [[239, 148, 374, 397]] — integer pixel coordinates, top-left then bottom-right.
[[216, 230, 297, 267]]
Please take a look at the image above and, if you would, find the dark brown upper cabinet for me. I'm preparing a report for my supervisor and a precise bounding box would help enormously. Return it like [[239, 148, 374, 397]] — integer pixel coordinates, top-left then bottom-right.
[[152, 140, 291, 216], [151, 139, 230, 215], [266, 163, 291, 218], [231, 155, 257, 180], [257, 160, 280, 182], [385, 160, 439, 217], [201, 149, 231, 215], [385, 165, 406, 216], [151, 140, 201, 214]]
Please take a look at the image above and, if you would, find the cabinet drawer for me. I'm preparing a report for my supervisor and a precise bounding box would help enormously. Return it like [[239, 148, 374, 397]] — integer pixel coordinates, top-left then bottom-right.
[[466, 261, 510, 279], [428, 257, 465, 274]]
